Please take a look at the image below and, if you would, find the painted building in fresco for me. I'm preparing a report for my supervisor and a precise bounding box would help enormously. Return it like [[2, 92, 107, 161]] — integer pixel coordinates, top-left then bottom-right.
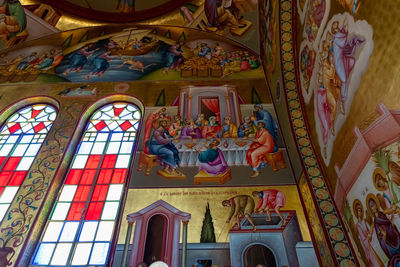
[[0, 0, 397, 266]]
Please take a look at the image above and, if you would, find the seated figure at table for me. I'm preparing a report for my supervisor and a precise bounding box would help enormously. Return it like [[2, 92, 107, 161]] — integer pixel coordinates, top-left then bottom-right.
[[202, 116, 221, 138], [143, 107, 171, 154], [218, 116, 238, 138], [180, 118, 202, 139], [149, 119, 182, 176], [195, 113, 207, 129], [168, 114, 183, 138], [238, 116, 257, 138], [246, 121, 277, 177], [253, 104, 278, 141], [196, 139, 229, 175]]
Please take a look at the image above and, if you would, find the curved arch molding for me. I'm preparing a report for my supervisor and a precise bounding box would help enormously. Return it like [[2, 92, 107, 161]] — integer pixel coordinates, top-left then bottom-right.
[[278, 0, 358, 266]]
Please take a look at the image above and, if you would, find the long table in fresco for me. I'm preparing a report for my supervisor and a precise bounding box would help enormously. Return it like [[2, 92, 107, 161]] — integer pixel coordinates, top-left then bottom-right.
[[173, 138, 254, 167]]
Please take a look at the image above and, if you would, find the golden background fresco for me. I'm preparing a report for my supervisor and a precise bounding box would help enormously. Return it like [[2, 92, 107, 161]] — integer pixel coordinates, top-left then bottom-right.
[[118, 185, 311, 244], [296, 0, 400, 191]]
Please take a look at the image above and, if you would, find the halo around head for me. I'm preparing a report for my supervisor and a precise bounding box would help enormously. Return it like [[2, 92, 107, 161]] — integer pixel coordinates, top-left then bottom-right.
[[373, 167, 387, 191], [352, 199, 363, 220], [366, 193, 380, 216]]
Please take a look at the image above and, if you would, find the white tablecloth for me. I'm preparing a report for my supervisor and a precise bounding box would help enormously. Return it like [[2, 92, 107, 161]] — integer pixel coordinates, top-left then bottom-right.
[[173, 138, 252, 167]]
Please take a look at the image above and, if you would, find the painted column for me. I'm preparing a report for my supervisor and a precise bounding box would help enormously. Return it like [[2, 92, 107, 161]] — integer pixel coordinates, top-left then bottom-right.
[[187, 95, 192, 119], [121, 222, 134, 267], [181, 221, 189, 267], [225, 94, 232, 120]]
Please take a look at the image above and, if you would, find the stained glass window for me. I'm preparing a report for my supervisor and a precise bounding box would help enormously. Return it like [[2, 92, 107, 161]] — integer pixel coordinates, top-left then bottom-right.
[[33, 103, 141, 266], [0, 104, 57, 222]]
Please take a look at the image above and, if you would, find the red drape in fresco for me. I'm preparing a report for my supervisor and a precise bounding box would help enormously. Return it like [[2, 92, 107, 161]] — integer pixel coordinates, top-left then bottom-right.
[[202, 98, 220, 123]]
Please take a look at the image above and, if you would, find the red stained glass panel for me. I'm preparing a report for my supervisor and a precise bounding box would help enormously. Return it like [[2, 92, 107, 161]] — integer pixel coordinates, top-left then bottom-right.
[[91, 185, 108, 201], [85, 202, 104, 220], [8, 123, 20, 134], [0, 157, 6, 168], [97, 169, 113, 184], [9, 171, 27, 186], [111, 169, 127, 183], [0, 172, 12, 186], [67, 203, 85, 221], [31, 109, 42, 119], [94, 121, 107, 131], [80, 170, 96, 185], [85, 155, 101, 169], [3, 157, 21, 171], [101, 155, 117, 169], [73, 185, 91, 202], [66, 169, 82, 185], [119, 121, 132, 131], [113, 107, 124, 117], [33, 122, 45, 133]]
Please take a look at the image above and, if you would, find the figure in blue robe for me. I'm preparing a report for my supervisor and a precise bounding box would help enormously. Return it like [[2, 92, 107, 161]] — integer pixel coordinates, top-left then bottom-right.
[[253, 104, 278, 140]]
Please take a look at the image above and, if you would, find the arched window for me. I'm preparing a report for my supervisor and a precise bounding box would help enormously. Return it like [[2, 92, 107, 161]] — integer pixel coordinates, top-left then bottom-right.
[[33, 102, 141, 266], [0, 104, 57, 222]]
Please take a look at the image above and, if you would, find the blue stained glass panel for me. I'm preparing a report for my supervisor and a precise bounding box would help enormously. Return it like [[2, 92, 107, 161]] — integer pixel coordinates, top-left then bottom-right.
[[89, 242, 109, 265], [33, 243, 56, 265]]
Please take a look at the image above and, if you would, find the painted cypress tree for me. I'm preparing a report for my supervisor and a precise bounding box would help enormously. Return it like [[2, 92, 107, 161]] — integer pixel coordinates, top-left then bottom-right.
[[251, 87, 262, 104], [200, 203, 216, 243]]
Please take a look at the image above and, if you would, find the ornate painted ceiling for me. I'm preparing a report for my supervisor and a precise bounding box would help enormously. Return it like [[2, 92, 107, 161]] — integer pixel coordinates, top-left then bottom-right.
[[39, 0, 187, 22]]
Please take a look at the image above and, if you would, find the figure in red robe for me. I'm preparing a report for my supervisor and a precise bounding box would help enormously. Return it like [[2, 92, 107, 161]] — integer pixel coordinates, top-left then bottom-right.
[[246, 121, 275, 177], [201, 116, 221, 139]]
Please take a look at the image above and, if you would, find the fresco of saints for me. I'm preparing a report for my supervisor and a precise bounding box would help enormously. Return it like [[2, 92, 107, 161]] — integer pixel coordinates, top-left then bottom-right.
[[196, 139, 229, 175], [163, 41, 184, 74], [117, 0, 135, 13], [373, 168, 400, 230], [195, 113, 207, 129], [201, 116, 221, 139], [352, 199, 384, 267], [304, 0, 326, 42], [204, 0, 246, 31], [253, 104, 278, 140], [316, 47, 341, 157], [300, 45, 316, 90], [143, 107, 171, 154], [149, 119, 182, 176], [222, 195, 256, 231], [63, 45, 97, 76], [168, 115, 183, 138], [238, 116, 257, 138], [246, 121, 277, 178], [218, 116, 238, 138], [330, 19, 365, 114], [180, 118, 202, 139], [336, 0, 361, 14], [252, 190, 287, 226], [85, 51, 113, 80], [366, 194, 400, 262], [0, 0, 26, 43]]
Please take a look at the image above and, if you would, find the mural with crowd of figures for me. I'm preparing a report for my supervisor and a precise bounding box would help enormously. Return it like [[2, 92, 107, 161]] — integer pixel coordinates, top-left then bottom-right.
[[0, 27, 263, 84], [132, 83, 294, 187], [259, 0, 278, 75], [0, 17, 315, 266], [341, 141, 400, 266], [297, 2, 374, 165]]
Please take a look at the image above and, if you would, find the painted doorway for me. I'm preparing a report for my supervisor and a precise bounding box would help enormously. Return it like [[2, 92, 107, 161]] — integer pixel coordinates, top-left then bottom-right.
[[243, 244, 277, 267], [143, 215, 167, 264]]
